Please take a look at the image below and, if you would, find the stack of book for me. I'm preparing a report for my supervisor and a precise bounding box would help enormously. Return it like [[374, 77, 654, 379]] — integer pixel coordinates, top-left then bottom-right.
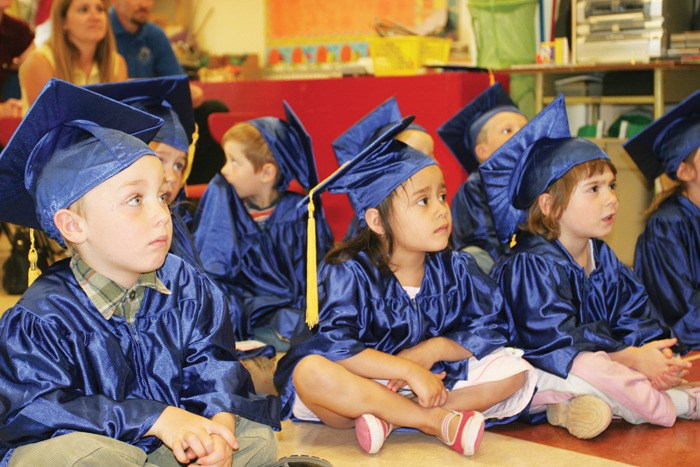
[[668, 31, 700, 63]]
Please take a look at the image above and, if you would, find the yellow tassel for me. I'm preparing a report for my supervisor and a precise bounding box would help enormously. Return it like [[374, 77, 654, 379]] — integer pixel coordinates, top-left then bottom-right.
[[305, 186, 319, 328], [488, 69, 496, 86], [183, 123, 199, 184], [27, 229, 42, 287], [509, 233, 517, 249]]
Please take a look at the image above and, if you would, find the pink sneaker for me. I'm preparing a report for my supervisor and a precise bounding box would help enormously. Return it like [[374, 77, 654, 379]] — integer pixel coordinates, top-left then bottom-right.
[[354, 414, 394, 454], [440, 410, 485, 456]]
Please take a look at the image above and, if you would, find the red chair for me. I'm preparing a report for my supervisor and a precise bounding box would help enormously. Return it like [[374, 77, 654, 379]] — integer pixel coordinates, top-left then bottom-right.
[[0, 117, 22, 147]]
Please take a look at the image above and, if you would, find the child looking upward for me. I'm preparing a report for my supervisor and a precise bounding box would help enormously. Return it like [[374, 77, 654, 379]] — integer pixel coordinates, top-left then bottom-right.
[[275, 118, 537, 457], [626, 90, 700, 350], [438, 83, 528, 272], [0, 80, 279, 466], [332, 97, 435, 240], [193, 103, 334, 348], [482, 95, 696, 440]]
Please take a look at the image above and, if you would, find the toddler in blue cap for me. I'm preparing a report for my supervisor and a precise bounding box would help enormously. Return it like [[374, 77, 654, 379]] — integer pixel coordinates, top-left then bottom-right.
[[482, 95, 697, 440], [626, 90, 700, 350], [0, 79, 279, 466]]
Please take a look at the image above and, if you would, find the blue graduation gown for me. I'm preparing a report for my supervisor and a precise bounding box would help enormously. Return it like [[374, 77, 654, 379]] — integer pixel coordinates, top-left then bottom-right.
[[193, 174, 334, 340], [635, 194, 700, 350], [491, 233, 671, 379], [450, 173, 505, 261], [274, 250, 511, 420], [0, 255, 280, 463]]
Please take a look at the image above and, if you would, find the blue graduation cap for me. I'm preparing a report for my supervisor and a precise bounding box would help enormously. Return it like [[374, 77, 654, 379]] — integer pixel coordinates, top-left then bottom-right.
[[86, 75, 194, 162], [248, 101, 319, 191], [302, 115, 436, 328], [479, 95, 609, 244], [624, 90, 700, 181], [437, 83, 523, 174], [0, 79, 164, 245], [332, 97, 427, 165]]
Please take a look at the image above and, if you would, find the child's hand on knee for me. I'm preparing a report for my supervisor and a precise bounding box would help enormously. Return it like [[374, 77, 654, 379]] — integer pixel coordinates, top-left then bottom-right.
[[635, 339, 690, 382], [146, 406, 238, 464], [192, 433, 234, 467]]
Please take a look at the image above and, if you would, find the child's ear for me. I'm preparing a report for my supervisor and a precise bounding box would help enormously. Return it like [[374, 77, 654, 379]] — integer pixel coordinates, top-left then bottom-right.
[[364, 208, 386, 236], [54, 209, 87, 244], [676, 161, 694, 182], [259, 162, 278, 183], [474, 143, 489, 164], [538, 193, 553, 217]]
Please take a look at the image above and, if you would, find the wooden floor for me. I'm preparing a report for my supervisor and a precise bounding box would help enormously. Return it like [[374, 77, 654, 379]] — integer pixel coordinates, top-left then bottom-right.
[[0, 233, 698, 466]]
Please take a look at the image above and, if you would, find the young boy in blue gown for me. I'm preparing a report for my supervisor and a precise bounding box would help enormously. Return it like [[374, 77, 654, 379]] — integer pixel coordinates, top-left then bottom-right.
[[192, 103, 334, 351], [332, 97, 435, 240], [0, 80, 279, 466], [274, 118, 537, 457], [625, 90, 700, 350], [481, 95, 698, 440], [438, 83, 528, 272]]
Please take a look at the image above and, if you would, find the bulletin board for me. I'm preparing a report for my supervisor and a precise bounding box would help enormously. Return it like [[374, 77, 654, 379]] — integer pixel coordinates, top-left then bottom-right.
[[266, 0, 447, 66]]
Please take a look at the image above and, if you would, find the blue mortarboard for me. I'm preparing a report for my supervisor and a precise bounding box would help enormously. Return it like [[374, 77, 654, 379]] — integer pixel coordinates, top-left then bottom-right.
[[624, 90, 700, 181], [248, 101, 319, 191], [0, 79, 163, 245], [302, 115, 436, 328], [480, 95, 609, 244], [332, 97, 427, 165], [437, 83, 523, 173], [310, 116, 436, 227], [86, 75, 194, 154]]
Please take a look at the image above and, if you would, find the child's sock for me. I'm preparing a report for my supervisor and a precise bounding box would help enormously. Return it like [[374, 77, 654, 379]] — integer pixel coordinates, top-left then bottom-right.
[[665, 388, 690, 417]]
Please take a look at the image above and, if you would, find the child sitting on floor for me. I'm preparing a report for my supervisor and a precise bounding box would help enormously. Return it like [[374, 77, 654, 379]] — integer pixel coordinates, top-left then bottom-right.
[[625, 90, 700, 350], [438, 83, 528, 272], [193, 102, 334, 349], [274, 117, 537, 457], [0, 80, 279, 466], [482, 95, 697, 440]]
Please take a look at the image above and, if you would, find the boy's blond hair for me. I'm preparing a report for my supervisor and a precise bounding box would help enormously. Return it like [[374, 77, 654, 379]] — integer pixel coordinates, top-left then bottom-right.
[[221, 122, 277, 172], [524, 159, 617, 240]]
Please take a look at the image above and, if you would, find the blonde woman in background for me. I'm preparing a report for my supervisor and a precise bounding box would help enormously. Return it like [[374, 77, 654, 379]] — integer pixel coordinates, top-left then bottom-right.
[[19, 0, 126, 112]]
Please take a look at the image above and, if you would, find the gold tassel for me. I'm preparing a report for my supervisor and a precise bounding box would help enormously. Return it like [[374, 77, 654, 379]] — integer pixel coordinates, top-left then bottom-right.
[[305, 186, 319, 328], [27, 229, 42, 286], [488, 69, 496, 86], [509, 233, 517, 249], [183, 123, 199, 184]]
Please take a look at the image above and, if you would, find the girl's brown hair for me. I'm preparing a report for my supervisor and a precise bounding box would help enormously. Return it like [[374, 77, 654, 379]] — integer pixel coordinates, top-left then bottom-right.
[[221, 122, 277, 172], [524, 159, 617, 240], [325, 191, 398, 273], [50, 0, 118, 84], [644, 148, 699, 217]]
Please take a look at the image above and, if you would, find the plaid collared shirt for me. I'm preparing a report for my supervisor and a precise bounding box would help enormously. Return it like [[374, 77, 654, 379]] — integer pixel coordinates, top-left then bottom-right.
[[70, 255, 171, 324]]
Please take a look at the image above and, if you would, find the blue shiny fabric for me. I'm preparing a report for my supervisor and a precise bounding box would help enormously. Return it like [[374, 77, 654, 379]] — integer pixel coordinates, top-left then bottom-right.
[[0, 255, 280, 463], [450, 172, 505, 261], [635, 195, 700, 349], [193, 174, 334, 340], [624, 90, 700, 181], [274, 250, 511, 420], [491, 233, 672, 378]]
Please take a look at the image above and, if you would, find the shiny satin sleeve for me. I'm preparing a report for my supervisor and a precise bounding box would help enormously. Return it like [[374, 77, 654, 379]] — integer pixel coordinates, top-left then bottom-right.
[[493, 252, 624, 377], [437, 252, 509, 358], [450, 177, 501, 261], [0, 308, 167, 446], [193, 174, 242, 284], [635, 209, 700, 349], [177, 274, 280, 429]]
